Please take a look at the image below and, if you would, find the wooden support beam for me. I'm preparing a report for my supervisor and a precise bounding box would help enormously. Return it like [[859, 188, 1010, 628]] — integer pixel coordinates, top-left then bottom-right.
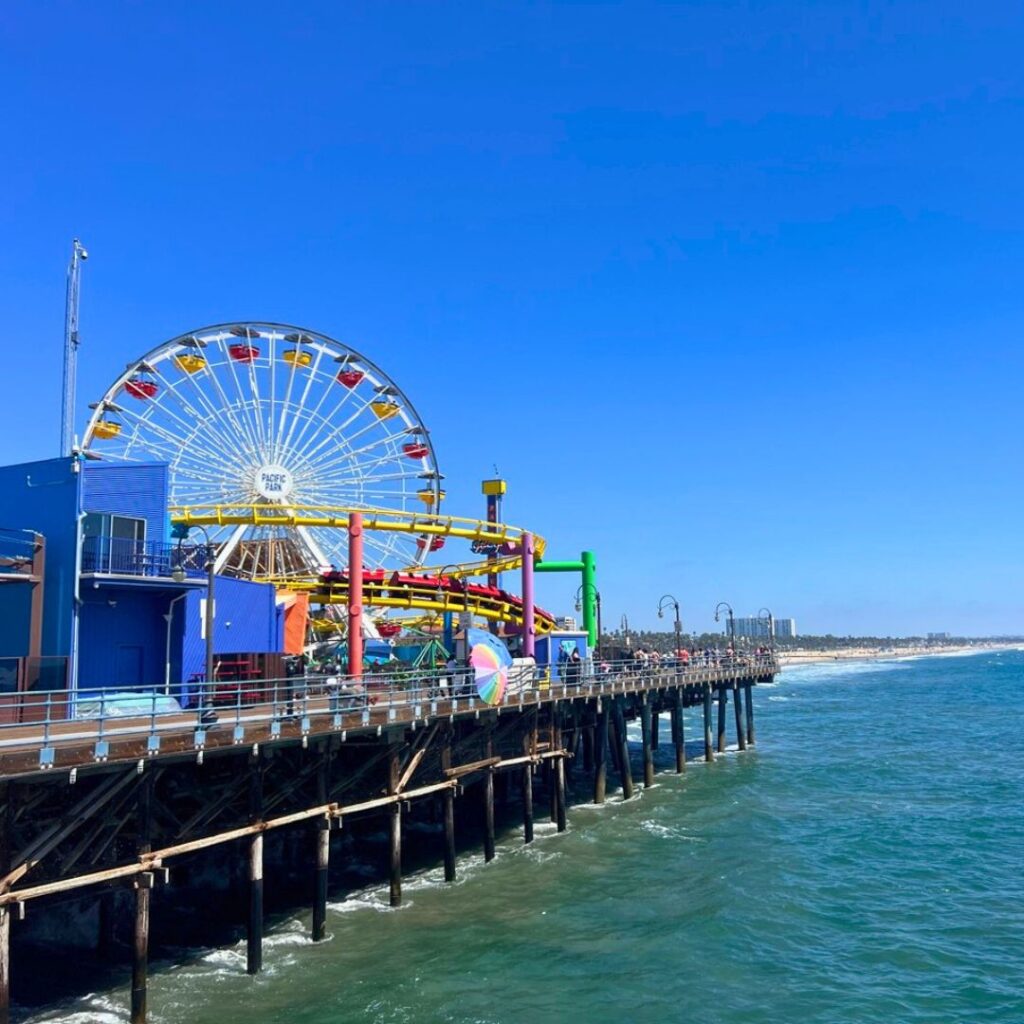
[[611, 699, 634, 800], [130, 771, 154, 1024], [552, 708, 569, 835], [733, 683, 747, 752], [672, 694, 686, 773], [521, 718, 534, 845], [397, 723, 439, 793], [640, 702, 655, 788], [581, 724, 594, 774], [703, 685, 714, 763], [387, 748, 402, 908], [650, 706, 660, 751], [0, 906, 9, 1024], [312, 749, 329, 942], [593, 706, 608, 805], [247, 758, 263, 976], [0, 781, 458, 908], [483, 725, 496, 863], [716, 687, 728, 754], [441, 726, 456, 881], [1, 769, 138, 893], [744, 683, 755, 745]]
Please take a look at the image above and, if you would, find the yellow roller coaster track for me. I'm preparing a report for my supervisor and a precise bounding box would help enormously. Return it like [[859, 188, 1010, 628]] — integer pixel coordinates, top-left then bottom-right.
[[168, 504, 554, 631]]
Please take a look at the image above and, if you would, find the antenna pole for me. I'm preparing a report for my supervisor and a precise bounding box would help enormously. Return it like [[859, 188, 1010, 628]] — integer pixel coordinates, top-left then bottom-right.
[[60, 238, 88, 456]]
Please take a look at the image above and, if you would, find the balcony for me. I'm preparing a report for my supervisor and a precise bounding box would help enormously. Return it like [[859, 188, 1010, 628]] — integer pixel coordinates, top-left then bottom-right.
[[81, 537, 211, 579]]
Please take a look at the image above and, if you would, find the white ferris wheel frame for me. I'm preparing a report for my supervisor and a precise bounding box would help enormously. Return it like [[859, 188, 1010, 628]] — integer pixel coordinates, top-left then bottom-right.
[[81, 322, 443, 578]]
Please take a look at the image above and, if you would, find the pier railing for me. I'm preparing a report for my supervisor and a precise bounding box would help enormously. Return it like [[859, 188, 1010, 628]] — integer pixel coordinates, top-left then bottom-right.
[[0, 656, 777, 770]]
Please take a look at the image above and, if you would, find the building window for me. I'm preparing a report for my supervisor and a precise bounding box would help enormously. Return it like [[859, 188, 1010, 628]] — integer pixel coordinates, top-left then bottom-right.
[[83, 513, 146, 544]]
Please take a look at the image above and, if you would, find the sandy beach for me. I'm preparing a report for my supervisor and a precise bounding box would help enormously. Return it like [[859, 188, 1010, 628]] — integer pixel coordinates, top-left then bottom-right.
[[778, 642, 1022, 668]]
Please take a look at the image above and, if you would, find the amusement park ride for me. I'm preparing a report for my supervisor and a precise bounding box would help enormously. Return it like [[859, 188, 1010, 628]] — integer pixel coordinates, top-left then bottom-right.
[[79, 321, 595, 654]]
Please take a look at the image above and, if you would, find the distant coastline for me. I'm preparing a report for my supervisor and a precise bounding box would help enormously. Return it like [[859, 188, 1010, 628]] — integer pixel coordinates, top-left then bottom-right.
[[778, 642, 1021, 668]]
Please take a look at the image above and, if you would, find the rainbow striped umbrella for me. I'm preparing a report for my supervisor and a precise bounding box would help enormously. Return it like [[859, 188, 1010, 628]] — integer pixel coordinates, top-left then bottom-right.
[[466, 628, 513, 706]]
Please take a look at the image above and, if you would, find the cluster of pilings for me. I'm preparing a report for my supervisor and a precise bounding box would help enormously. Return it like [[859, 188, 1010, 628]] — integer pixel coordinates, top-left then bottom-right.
[[0, 670, 764, 1024]]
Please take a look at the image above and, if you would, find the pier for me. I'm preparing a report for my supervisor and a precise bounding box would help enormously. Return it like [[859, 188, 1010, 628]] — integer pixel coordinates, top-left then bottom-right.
[[0, 656, 773, 1023]]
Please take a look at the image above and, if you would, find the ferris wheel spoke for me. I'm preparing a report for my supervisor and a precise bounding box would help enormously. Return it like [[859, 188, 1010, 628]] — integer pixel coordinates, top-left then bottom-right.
[[192, 343, 263, 457], [123, 380, 251, 473], [272, 338, 318, 462], [286, 370, 385, 465], [298, 433, 408, 484], [295, 397, 388, 468], [283, 355, 373, 460], [212, 333, 268, 456], [277, 346, 343, 458], [153, 360, 260, 467], [116, 417, 242, 484]]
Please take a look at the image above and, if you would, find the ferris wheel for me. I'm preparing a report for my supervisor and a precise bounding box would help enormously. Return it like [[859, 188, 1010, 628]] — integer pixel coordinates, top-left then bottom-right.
[[82, 322, 443, 579]]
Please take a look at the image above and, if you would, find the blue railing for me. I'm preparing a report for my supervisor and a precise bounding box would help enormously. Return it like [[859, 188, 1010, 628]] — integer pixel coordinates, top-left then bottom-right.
[[81, 537, 210, 578]]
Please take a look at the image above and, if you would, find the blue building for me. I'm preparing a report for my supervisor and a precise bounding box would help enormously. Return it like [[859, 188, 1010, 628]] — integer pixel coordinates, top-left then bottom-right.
[[0, 455, 285, 706]]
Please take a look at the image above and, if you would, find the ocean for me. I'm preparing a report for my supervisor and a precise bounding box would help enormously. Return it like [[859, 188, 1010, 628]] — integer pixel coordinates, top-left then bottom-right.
[[30, 650, 1024, 1024]]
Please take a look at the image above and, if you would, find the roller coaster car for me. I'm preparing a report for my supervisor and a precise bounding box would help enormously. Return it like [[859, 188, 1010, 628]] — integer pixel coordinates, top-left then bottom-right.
[[320, 569, 386, 585], [466, 583, 503, 602]]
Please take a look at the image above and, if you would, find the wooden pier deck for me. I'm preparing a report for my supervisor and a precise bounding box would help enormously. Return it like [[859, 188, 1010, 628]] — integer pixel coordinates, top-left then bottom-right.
[[0, 658, 775, 1023]]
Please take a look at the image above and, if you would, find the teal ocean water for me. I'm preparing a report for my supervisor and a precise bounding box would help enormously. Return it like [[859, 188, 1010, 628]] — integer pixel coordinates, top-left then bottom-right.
[[33, 650, 1024, 1024]]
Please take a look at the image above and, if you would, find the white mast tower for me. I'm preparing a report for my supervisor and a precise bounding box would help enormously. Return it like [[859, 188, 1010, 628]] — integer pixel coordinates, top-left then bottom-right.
[[60, 238, 88, 455]]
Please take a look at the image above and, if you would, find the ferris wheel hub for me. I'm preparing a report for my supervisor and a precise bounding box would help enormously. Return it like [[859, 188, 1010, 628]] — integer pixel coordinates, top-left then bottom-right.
[[254, 464, 294, 500]]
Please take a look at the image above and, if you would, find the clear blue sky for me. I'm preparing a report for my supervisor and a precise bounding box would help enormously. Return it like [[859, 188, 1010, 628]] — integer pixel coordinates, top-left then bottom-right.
[[2, 2, 1022, 636]]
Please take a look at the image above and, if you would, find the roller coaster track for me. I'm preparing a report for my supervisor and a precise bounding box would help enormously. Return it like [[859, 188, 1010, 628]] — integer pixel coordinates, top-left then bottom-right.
[[169, 504, 554, 631]]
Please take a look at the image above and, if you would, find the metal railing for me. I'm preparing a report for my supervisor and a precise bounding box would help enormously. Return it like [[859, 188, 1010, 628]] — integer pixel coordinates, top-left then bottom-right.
[[81, 537, 210, 578], [0, 656, 777, 767]]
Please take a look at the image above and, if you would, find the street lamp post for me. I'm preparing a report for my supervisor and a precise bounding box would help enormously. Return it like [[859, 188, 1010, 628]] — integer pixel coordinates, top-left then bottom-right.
[[715, 600, 745, 751], [172, 527, 217, 724], [714, 601, 736, 654], [757, 606, 774, 655], [657, 594, 683, 661]]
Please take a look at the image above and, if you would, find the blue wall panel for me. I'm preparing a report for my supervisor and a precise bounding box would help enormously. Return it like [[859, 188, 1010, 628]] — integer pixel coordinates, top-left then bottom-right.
[[82, 462, 169, 542], [0, 458, 80, 657], [78, 587, 172, 691], [181, 577, 282, 685]]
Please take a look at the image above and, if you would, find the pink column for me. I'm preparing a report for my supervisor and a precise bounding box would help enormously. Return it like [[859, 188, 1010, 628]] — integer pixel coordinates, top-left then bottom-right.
[[521, 532, 536, 659], [347, 512, 364, 679]]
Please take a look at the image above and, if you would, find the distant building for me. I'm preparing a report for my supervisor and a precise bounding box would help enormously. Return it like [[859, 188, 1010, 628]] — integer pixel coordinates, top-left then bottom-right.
[[927, 632, 951, 641], [733, 616, 797, 639], [734, 616, 771, 638], [555, 615, 578, 632]]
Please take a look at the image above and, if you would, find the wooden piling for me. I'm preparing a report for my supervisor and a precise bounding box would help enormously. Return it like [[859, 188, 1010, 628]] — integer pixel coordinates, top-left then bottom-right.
[[651, 703, 660, 750], [716, 686, 728, 754], [483, 723, 496, 862], [611, 699, 634, 800], [312, 750, 329, 942], [0, 783, 13, 1024], [581, 723, 595, 773], [733, 684, 747, 751], [593, 705, 608, 804], [744, 682, 756, 745], [522, 730, 534, 845], [672, 694, 686, 773], [0, 907, 8, 1024], [553, 706, 567, 832], [131, 772, 154, 1023], [441, 725, 457, 878], [387, 747, 402, 907], [703, 685, 714, 763], [640, 702, 655, 788], [247, 760, 264, 975]]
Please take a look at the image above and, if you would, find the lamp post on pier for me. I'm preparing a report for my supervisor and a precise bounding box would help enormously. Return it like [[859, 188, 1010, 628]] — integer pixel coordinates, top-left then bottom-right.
[[714, 601, 736, 654], [172, 525, 217, 724], [758, 607, 774, 654], [657, 594, 683, 661]]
